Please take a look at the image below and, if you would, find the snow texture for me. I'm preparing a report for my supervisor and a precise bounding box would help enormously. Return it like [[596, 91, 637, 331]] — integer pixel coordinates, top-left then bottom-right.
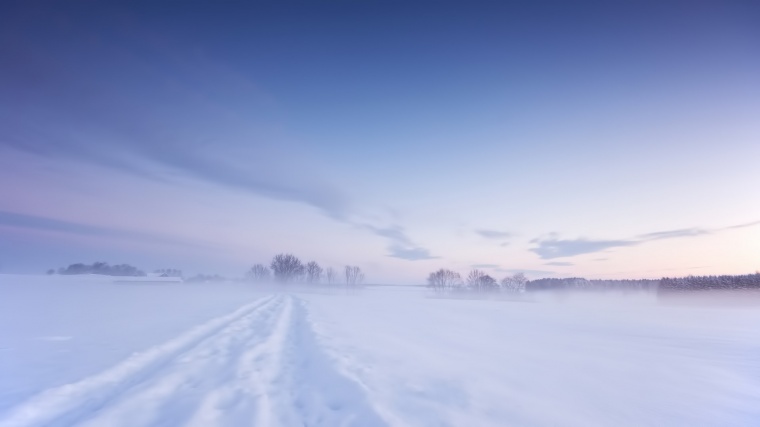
[[2, 275, 760, 426]]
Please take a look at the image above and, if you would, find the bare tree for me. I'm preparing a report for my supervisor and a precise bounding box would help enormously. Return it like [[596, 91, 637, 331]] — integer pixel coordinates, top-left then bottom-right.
[[467, 269, 498, 292], [305, 261, 323, 284], [513, 272, 527, 291], [270, 253, 304, 283], [247, 264, 271, 282], [345, 265, 365, 287], [501, 272, 527, 292], [481, 275, 497, 291], [467, 269, 485, 290], [427, 269, 462, 293], [325, 267, 337, 285]]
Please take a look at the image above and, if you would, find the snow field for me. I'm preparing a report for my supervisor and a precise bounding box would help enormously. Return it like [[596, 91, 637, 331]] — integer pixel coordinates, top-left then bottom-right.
[[0, 292, 385, 427], [2, 276, 760, 426]]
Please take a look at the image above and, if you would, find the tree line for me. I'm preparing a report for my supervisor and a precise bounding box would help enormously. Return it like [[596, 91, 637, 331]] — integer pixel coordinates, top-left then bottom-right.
[[527, 277, 658, 292], [427, 269, 664, 294], [50, 262, 146, 277], [427, 269, 760, 295], [426, 268, 528, 294], [659, 273, 760, 293], [247, 253, 365, 286]]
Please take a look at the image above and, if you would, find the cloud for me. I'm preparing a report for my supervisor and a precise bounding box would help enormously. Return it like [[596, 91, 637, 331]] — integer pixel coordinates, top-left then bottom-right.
[[530, 220, 760, 260], [471, 264, 500, 269], [544, 261, 574, 266], [363, 224, 438, 261], [726, 220, 760, 230], [2, 132, 351, 221], [0, 22, 352, 222], [475, 229, 513, 239], [145, 147, 351, 220], [387, 245, 438, 261], [0, 210, 122, 238], [637, 228, 710, 241], [531, 237, 637, 259], [497, 268, 556, 277], [0, 210, 186, 246]]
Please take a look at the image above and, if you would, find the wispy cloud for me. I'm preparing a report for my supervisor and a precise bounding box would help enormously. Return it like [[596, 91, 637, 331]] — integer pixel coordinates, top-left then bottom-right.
[[0, 23, 351, 222], [145, 147, 351, 220], [544, 261, 574, 266], [531, 220, 760, 259], [387, 246, 438, 261], [531, 236, 637, 259], [363, 224, 438, 261], [2, 131, 351, 221], [726, 220, 760, 230], [0, 210, 187, 246], [471, 263, 500, 269], [0, 210, 124, 238], [496, 268, 556, 277], [475, 229, 512, 239], [637, 228, 709, 241]]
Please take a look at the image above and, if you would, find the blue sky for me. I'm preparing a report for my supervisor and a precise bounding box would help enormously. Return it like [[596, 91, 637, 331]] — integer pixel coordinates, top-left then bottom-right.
[[1, 1, 759, 283]]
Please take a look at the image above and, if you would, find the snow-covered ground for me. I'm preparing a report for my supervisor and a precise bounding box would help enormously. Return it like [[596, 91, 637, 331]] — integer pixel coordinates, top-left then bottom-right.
[[1, 275, 759, 426]]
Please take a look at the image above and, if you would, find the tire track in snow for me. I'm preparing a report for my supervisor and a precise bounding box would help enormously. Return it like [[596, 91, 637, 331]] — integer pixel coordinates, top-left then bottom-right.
[[1, 294, 388, 427], [182, 293, 294, 427], [76, 294, 288, 427], [261, 296, 388, 427], [184, 295, 388, 427], [0, 295, 279, 427]]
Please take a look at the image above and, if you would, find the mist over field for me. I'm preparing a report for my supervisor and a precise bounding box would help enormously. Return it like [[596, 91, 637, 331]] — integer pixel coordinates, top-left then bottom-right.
[[2, 0, 760, 425], [1, 274, 759, 426]]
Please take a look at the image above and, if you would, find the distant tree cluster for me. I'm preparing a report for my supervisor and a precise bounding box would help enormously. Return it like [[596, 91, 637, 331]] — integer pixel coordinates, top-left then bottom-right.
[[271, 254, 305, 283], [426, 268, 527, 294], [54, 262, 146, 277], [344, 266, 364, 286], [427, 269, 462, 292], [306, 261, 323, 283], [467, 269, 499, 292], [659, 273, 760, 293], [154, 268, 183, 278], [246, 253, 365, 287], [526, 278, 657, 292], [501, 273, 529, 292], [426, 269, 666, 295], [246, 264, 271, 282]]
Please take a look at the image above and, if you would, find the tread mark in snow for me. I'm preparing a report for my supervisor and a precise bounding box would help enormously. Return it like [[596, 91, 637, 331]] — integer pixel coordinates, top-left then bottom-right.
[[0, 295, 280, 427], [0, 295, 388, 427]]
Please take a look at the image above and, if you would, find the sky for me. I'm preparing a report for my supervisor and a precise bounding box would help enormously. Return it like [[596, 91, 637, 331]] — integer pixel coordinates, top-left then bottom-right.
[[1, 0, 759, 283]]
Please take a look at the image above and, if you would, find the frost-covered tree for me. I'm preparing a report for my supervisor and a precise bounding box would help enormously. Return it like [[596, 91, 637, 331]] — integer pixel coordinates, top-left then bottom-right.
[[305, 261, 323, 284], [270, 254, 304, 283], [325, 267, 337, 285], [246, 264, 271, 282]]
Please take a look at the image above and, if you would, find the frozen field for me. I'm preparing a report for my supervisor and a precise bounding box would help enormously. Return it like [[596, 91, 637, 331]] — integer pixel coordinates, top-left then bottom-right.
[[1, 275, 759, 426]]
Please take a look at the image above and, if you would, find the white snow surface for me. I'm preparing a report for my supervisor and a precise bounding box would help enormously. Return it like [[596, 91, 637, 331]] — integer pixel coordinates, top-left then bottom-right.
[[1, 275, 759, 426]]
